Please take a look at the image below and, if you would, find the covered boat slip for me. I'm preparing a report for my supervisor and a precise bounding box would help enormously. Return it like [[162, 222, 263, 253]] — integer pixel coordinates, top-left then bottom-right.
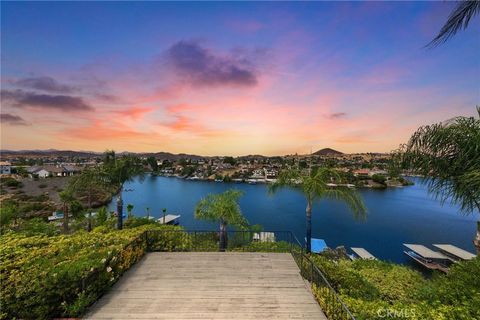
[[433, 244, 476, 261], [350, 247, 376, 260], [156, 214, 180, 225], [403, 244, 451, 273]]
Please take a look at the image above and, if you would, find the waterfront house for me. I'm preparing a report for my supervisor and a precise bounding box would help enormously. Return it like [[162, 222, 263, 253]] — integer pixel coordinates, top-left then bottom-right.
[[0, 161, 11, 174], [353, 169, 370, 177], [369, 169, 388, 176]]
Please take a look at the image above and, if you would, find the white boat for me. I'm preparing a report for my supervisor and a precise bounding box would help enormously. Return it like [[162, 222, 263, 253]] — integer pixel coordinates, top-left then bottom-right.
[[48, 211, 64, 221]]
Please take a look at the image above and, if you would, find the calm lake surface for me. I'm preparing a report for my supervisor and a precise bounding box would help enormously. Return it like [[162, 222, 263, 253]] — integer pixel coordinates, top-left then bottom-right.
[[108, 175, 477, 264]]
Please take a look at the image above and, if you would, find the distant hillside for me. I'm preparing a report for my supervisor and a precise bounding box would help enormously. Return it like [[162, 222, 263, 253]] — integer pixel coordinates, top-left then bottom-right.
[[0, 149, 102, 158], [0, 149, 206, 161], [312, 148, 344, 156]]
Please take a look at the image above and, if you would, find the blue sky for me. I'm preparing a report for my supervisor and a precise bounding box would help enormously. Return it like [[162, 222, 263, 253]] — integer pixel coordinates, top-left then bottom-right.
[[1, 2, 479, 155]]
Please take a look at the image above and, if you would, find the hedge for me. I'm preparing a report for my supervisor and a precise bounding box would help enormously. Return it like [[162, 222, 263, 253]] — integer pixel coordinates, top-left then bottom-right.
[[310, 255, 480, 320], [0, 224, 183, 319]]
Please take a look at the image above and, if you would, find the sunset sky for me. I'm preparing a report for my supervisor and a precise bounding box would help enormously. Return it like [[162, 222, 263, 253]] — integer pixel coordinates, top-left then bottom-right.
[[1, 2, 479, 156]]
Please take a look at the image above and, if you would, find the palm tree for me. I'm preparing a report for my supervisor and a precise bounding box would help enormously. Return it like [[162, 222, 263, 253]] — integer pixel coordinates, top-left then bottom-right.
[[195, 189, 249, 251], [59, 190, 75, 233], [102, 151, 143, 229], [162, 208, 167, 224], [401, 107, 480, 252], [127, 204, 134, 219], [270, 166, 367, 253], [67, 167, 105, 231], [428, 1, 480, 47], [145, 207, 151, 219]]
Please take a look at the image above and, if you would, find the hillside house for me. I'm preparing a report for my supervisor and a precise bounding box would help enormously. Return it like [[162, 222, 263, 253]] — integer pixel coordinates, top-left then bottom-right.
[[0, 161, 11, 174]]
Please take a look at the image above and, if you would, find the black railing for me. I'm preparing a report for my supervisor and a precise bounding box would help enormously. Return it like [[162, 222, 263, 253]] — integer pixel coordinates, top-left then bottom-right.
[[144, 229, 356, 320], [145, 229, 296, 252], [70, 229, 355, 320], [290, 243, 356, 320]]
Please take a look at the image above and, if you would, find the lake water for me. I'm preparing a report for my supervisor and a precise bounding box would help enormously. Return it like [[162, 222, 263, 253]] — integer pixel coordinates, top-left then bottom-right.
[[108, 175, 478, 264]]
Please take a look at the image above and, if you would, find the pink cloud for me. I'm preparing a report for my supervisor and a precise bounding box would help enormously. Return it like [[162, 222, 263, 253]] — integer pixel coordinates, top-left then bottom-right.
[[114, 106, 154, 120]]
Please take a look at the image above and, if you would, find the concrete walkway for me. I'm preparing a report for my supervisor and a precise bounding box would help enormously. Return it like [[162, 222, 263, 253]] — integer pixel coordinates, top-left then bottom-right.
[[85, 252, 327, 319]]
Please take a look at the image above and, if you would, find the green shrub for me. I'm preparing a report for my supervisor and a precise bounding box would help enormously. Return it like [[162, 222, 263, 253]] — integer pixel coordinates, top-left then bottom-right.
[[310, 255, 480, 320], [0, 224, 182, 319], [371, 174, 387, 185], [124, 216, 157, 228], [16, 218, 59, 236], [231, 241, 292, 252], [0, 177, 23, 188], [146, 226, 194, 251]]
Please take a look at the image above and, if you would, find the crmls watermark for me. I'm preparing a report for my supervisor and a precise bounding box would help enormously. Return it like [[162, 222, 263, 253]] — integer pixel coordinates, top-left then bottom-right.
[[377, 308, 416, 318]]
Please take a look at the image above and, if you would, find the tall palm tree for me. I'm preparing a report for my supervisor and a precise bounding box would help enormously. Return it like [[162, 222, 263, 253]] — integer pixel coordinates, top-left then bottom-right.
[[401, 107, 480, 252], [270, 166, 367, 253], [59, 190, 75, 234], [102, 151, 143, 229], [162, 208, 167, 224], [67, 167, 105, 231], [428, 0, 480, 47], [195, 189, 249, 251], [127, 204, 134, 219]]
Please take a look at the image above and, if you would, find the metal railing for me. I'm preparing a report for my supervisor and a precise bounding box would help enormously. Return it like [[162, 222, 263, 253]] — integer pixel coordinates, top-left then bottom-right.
[[144, 229, 296, 252], [144, 229, 356, 320], [67, 229, 355, 320], [289, 239, 356, 320]]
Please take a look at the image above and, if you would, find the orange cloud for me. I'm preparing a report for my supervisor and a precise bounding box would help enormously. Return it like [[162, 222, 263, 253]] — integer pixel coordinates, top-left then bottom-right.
[[114, 106, 154, 120], [65, 120, 151, 140]]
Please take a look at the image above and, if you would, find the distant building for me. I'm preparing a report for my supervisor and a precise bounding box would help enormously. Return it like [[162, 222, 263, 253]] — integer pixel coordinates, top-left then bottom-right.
[[369, 169, 388, 177], [353, 169, 370, 177], [0, 161, 11, 174], [27, 167, 50, 178], [264, 168, 278, 179], [251, 169, 264, 179], [27, 164, 83, 178]]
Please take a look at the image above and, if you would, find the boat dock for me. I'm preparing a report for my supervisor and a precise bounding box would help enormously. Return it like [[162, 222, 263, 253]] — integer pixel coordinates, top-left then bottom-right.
[[433, 244, 476, 261], [350, 247, 376, 260], [403, 244, 451, 273], [157, 214, 181, 225]]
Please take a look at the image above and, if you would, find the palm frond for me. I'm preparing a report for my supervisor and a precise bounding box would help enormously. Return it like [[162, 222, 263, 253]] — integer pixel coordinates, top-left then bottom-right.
[[401, 110, 480, 213], [427, 1, 480, 48], [194, 189, 248, 228], [268, 167, 303, 194]]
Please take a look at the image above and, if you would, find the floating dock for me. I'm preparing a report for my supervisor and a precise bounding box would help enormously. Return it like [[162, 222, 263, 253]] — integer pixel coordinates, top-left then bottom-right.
[[350, 247, 376, 260], [432, 244, 476, 261], [403, 244, 450, 273], [157, 214, 180, 225]]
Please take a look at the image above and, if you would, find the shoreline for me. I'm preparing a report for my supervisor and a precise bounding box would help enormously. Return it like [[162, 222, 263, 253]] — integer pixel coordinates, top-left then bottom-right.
[[150, 173, 414, 189]]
